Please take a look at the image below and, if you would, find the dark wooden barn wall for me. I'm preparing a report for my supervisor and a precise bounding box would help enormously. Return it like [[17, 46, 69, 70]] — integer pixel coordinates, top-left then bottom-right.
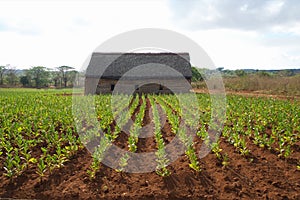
[[85, 78, 191, 95]]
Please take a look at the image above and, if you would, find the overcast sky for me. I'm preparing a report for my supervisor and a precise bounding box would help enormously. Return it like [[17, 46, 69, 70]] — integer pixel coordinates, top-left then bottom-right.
[[0, 0, 300, 70]]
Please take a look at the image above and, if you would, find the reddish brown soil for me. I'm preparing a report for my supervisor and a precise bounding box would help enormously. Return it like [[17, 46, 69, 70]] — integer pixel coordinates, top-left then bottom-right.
[[1, 97, 300, 199], [55, 93, 83, 96], [136, 97, 157, 153]]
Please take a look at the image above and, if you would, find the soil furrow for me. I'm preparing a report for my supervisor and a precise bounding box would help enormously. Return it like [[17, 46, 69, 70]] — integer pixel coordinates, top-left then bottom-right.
[[136, 97, 157, 153]]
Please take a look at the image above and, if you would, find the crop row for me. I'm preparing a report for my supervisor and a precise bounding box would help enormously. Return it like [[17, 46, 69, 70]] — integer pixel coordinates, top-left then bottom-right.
[[0, 90, 299, 181]]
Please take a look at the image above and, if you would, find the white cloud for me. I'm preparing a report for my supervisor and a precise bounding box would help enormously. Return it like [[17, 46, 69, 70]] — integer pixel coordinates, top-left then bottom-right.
[[167, 0, 300, 69], [169, 0, 300, 31], [0, 0, 299, 70], [0, 0, 173, 69], [185, 29, 284, 70]]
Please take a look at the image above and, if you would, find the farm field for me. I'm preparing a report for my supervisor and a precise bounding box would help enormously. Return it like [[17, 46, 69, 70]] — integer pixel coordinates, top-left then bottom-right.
[[0, 88, 300, 199]]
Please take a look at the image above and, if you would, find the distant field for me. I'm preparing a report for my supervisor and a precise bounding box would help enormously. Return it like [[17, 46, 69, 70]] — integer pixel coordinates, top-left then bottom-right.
[[0, 89, 299, 199], [0, 88, 77, 93], [192, 74, 300, 96]]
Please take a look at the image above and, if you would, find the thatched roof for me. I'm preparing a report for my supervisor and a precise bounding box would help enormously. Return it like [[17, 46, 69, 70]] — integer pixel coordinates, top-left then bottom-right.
[[85, 52, 192, 79]]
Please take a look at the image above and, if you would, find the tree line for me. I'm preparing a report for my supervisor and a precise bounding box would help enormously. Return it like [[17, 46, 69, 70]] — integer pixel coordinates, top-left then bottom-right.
[[0, 65, 82, 88]]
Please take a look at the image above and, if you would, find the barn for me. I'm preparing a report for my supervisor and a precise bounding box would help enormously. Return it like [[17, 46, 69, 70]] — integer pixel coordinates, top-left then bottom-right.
[[84, 52, 192, 95]]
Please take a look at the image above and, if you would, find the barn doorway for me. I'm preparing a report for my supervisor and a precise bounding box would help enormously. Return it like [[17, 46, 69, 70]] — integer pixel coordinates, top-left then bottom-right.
[[159, 84, 163, 90], [111, 84, 115, 91]]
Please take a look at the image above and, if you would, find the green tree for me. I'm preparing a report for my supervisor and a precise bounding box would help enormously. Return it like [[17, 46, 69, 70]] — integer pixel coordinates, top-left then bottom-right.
[[216, 67, 224, 71], [6, 66, 18, 86], [58, 66, 75, 88], [235, 69, 246, 77], [29, 66, 49, 88], [191, 67, 203, 82], [0, 66, 6, 85], [258, 71, 271, 77], [68, 70, 79, 87], [279, 69, 294, 77], [20, 75, 30, 87], [48, 69, 61, 88]]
